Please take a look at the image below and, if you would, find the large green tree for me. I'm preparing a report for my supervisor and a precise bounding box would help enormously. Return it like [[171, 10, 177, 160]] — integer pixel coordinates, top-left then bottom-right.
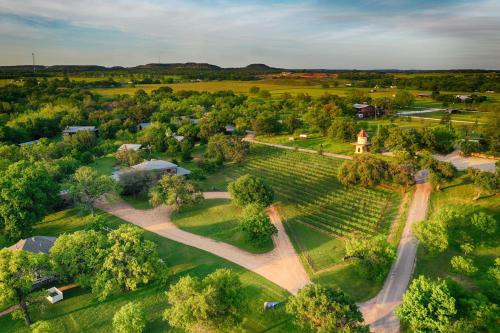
[[113, 302, 146, 333], [286, 284, 368, 333], [228, 174, 274, 207], [164, 269, 246, 333], [68, 166, 119, 215], [0, 161, 58, 240], [239, 204, 277, 246], [149, 174, 203, 211], [396, 276, 457, 333], [0, 249, 50, 326]]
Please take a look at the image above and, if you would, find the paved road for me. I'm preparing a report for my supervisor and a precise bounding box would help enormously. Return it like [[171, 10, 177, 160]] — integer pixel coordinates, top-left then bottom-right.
[[359, 182, 431, 333], [97, 192, 310, 294], [243, 136, 353, 160], [434, 150, 496, 172]]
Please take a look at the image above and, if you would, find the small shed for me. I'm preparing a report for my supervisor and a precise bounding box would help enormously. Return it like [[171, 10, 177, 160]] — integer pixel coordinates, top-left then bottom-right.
[[46, 287, 63, 304], [118, 144, 142, 152]]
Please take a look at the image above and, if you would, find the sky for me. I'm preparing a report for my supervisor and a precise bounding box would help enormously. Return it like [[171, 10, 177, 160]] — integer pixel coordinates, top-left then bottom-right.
[[1, 0, 499, 69]]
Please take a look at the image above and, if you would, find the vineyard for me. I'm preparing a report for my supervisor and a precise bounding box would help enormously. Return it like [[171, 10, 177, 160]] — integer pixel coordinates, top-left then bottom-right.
[[228, 145, 400, 239]]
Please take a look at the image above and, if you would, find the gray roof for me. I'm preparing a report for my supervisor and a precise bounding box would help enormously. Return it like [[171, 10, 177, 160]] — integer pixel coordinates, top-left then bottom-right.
[[139, 122, 151, 129], [118, 144, 142, 151], [8, 236, 56, 254], [132, 159, 178, 171], [63, 126, 97, 134], [353, 103, 370, 109], [19, 139, 40, 146]]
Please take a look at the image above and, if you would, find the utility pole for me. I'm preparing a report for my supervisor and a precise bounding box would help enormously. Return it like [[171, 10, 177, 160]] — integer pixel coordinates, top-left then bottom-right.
[[32, 53, 36, 74]]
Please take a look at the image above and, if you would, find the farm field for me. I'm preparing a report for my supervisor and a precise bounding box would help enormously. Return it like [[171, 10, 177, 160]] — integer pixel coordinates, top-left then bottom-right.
[[204, 145, 402, 299], [171, 199, 274, 254], [408, 110, 490, 123], [0, 209, 300, 333], [414, 174, 500, 302]]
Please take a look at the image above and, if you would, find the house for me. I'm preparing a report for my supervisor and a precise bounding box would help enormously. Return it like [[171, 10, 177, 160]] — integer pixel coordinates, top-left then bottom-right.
[[8, 236, 56, 254], [456, 95, 471, 102], [353, 103, 376, 118], [18, 139, 40, 147], [416, 93, 432, 98], [173, 135, 185, 142], [353, 129, 370, 154], [138, 122, 151, 130], [118, 144, 142, 152], [63, 126, 97, 135], [225, 124, 236, 133], [112, 159, 190, 180]]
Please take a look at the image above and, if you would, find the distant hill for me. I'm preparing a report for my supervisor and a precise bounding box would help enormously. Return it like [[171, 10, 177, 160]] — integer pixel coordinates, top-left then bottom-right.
[[245, 63, 278, 70]]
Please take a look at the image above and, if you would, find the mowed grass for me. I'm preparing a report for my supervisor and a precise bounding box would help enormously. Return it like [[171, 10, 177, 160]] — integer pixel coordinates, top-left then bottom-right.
[[255, 133, 354, 156], [414, 175, 500, 303], [0, 208, 299, 333], [171, 199, 274, 254], [205, 144, 401, 300]]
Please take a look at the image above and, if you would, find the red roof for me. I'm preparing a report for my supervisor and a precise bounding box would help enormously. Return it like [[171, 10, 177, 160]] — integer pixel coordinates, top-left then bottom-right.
[[358, 129, 368, 137]]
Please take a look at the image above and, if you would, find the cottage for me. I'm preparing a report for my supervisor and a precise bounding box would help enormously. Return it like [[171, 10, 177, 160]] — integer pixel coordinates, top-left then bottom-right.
[[118, 143, 142, 152], [353, 129, 370, 154], [63, 126, 97, 135], [456, 95, 471, 103], [8, 236, 56, 254], [18, 139, 40, 147], [353, 103, 375, 118], [416, 93, 432, 98], [112, 159, 190, 180], [138, 122, 151, 130]]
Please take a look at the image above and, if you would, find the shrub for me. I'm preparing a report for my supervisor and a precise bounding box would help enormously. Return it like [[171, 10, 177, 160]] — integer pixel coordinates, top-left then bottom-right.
[[113, 302, 146, 333], [239, 204, 277, 245], [451, 256, 478, 276]]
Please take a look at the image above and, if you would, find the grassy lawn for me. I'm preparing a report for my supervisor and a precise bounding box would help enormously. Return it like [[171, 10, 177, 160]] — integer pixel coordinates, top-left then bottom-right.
[[414, 175, 500, 303], [171, 199, 274, 254], [0, 208, 299, 333], [122, 194, 153, 210], [255, 133, 354, 155]]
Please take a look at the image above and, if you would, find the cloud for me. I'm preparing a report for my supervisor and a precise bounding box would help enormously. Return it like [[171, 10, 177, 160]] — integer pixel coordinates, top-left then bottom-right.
[[0, 0, 499, 68]]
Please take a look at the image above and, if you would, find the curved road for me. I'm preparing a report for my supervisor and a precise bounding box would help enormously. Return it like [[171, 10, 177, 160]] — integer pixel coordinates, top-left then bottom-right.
[[359, 182, 431, 332], [97, 192, 310, 294]]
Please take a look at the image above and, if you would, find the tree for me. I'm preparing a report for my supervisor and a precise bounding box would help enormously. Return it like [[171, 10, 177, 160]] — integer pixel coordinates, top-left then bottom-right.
[[252, 111, 280, 134], [0, 161, 58, 240], [337, 155, 389, 188], [466, 169, 498, 200], [385, 127, 422, 155], [205, 133, 249, 164], [413, 220, 448, 254], [149, 174, 203, 211], [113, 302, 146, 333], [119, 170, 155, 197], [228, 174, 274, 207], [138, 122, 168, 152], [303, 108, 331, 135], [283, 114, 302, 133], [390, 161, 416, 190], [50, 229, 107, 286], [470, 212, 496, 234], [116, 147, 143, 167], [345, 235, 395, 282], [239, 204, 277, 246], [396, 276, 457, 333], [249, 86, 260, 94], [393, 90, 415, 108], [68, 167, 119, 215], [93, 225, 161, 300], [327, 117, 359, 142], [0, 249, 50, 326], [164, 269, 246, 333], [451, 256, 478, 276], [286, 284, 368, 333]]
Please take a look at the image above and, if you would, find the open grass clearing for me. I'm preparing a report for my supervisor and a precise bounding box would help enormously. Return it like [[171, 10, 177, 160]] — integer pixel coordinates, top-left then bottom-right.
[[171, 199, 274, 254], [0, 208, 299, 333]]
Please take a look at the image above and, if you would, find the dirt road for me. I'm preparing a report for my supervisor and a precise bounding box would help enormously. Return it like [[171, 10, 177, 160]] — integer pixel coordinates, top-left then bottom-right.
[[97, 192, 310, 294], [359, 182, 431, 333]]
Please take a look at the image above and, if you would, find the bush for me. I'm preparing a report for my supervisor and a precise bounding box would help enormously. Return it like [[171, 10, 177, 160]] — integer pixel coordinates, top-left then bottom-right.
[[413, 220, 448, 254], [113, 302, 146, 333], [228, 174, 274, 207], [451, 256, 478, 276], [470, 212, 496, 234], [119, 170, 155, 196]]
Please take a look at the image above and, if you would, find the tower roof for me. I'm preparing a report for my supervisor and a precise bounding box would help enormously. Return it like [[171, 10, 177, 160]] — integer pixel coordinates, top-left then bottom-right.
[[358, 129, 368, 138]]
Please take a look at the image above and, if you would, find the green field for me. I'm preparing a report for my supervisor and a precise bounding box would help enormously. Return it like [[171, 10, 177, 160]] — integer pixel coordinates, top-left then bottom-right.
[[0, 209, 299, 333], [414, 175, 500, 302], [171, 199, 274, 254], [255, 133, 355, 156]]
